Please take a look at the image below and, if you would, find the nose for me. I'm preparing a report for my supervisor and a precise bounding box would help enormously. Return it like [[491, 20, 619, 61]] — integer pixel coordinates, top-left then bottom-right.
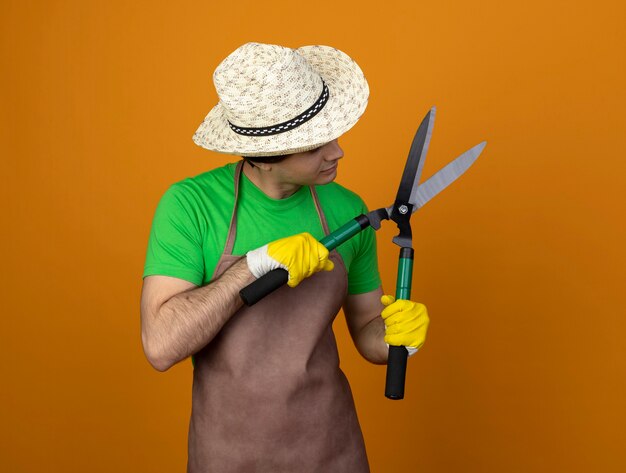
[[324, 139, 344, 162]]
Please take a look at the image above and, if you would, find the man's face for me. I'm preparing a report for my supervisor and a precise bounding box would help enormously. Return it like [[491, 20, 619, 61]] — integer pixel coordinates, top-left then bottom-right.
[[272, 139, 344, 186]]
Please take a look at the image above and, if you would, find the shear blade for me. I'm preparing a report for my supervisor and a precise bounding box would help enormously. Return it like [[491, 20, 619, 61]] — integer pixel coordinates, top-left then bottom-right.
[[412, 141, 487, 210]]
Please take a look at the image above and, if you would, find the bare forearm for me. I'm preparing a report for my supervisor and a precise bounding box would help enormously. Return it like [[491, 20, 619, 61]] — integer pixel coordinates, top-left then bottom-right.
[[147, 258, 255, 370], [344, 288, 389, 364], [354, 316, 388, 365]]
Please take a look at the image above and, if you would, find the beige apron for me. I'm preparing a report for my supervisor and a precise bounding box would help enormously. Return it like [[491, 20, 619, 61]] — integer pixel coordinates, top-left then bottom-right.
[[187, 161, 369, 473]]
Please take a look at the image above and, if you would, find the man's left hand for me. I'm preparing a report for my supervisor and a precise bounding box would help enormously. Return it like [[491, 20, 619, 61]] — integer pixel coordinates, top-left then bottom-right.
[[381, 295, 429, 356]]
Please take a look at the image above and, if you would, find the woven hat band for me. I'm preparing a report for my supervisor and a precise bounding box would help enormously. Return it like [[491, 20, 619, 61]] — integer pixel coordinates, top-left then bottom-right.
[[227, 80, 330, 137]]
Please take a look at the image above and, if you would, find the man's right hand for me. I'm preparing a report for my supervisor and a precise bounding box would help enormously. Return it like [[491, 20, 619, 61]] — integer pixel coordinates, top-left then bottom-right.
[[246, 232, 334, 287]]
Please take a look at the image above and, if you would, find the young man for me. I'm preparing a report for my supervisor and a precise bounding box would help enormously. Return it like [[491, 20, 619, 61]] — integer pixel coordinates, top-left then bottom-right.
[[141, 42, 429, 473]]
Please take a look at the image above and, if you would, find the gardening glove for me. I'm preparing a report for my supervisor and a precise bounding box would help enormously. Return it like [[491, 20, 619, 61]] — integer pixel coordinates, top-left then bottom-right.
[[246, 232, 334, 288], [381, 295, 429, 357]]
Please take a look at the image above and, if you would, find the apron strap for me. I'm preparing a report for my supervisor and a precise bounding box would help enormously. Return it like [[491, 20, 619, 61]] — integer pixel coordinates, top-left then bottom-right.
[[223, 160, 332, 255], [309, 186, 331, 237], [222, 161, 243, 256]]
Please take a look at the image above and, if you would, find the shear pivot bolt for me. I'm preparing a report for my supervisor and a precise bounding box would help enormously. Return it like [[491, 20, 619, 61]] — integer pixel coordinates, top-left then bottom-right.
[[398, 205, 408, 214]]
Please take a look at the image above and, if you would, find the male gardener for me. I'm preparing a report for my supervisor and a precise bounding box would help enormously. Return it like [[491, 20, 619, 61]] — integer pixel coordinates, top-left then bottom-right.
[[140, 42, 429, 473]]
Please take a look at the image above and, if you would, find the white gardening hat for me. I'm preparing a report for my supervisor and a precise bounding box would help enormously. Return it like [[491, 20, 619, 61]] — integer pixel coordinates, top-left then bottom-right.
[[192, 42, 369, 157]]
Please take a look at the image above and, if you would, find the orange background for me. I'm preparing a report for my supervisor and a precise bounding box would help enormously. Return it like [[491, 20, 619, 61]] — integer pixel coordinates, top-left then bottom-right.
[[2, 1, 625, 471]]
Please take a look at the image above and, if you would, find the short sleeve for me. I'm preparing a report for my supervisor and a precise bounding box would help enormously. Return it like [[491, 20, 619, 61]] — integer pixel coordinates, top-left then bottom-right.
[[142, 184, 205, 285], [347, 202, 382, 295]]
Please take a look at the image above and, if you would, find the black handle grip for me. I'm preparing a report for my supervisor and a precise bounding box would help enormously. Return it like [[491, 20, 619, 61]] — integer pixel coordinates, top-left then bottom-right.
[[239, 268, 289, 306], [385, 345, 409, 399]]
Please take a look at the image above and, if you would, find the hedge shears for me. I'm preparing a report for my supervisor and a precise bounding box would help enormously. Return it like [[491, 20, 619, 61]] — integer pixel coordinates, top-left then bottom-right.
[[240, 106, 486, 399]]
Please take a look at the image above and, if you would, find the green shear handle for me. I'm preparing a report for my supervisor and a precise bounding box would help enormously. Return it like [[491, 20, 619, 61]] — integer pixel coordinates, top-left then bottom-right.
[[385, 247, 414, 400], [239, 216, 370, 306]]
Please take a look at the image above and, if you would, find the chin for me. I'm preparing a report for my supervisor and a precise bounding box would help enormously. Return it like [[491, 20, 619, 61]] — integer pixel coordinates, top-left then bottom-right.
[[316, 166, 338, 182], [316, 172, 337, 185]]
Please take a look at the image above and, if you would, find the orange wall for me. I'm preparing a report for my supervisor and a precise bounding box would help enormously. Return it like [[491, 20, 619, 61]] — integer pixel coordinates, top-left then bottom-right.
[[2, 1, 625, 471]]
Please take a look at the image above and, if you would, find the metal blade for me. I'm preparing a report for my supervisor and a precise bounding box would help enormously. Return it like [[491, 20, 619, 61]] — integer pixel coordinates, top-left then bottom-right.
[[411, 141, 487, 210], [408, 107, 436, 204], [393, 107, 436, 205]]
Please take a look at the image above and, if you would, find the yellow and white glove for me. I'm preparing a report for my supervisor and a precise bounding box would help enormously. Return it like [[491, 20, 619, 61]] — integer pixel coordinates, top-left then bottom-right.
[[381, 295, 430, 356], [246, 232, 334, 288]]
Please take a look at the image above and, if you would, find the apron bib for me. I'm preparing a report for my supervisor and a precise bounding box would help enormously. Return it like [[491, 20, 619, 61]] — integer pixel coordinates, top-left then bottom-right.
[[187, 161, 369, 473]]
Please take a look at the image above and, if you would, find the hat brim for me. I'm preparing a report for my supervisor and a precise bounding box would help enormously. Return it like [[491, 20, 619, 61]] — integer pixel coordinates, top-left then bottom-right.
[[192, 45, 369, 157]]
